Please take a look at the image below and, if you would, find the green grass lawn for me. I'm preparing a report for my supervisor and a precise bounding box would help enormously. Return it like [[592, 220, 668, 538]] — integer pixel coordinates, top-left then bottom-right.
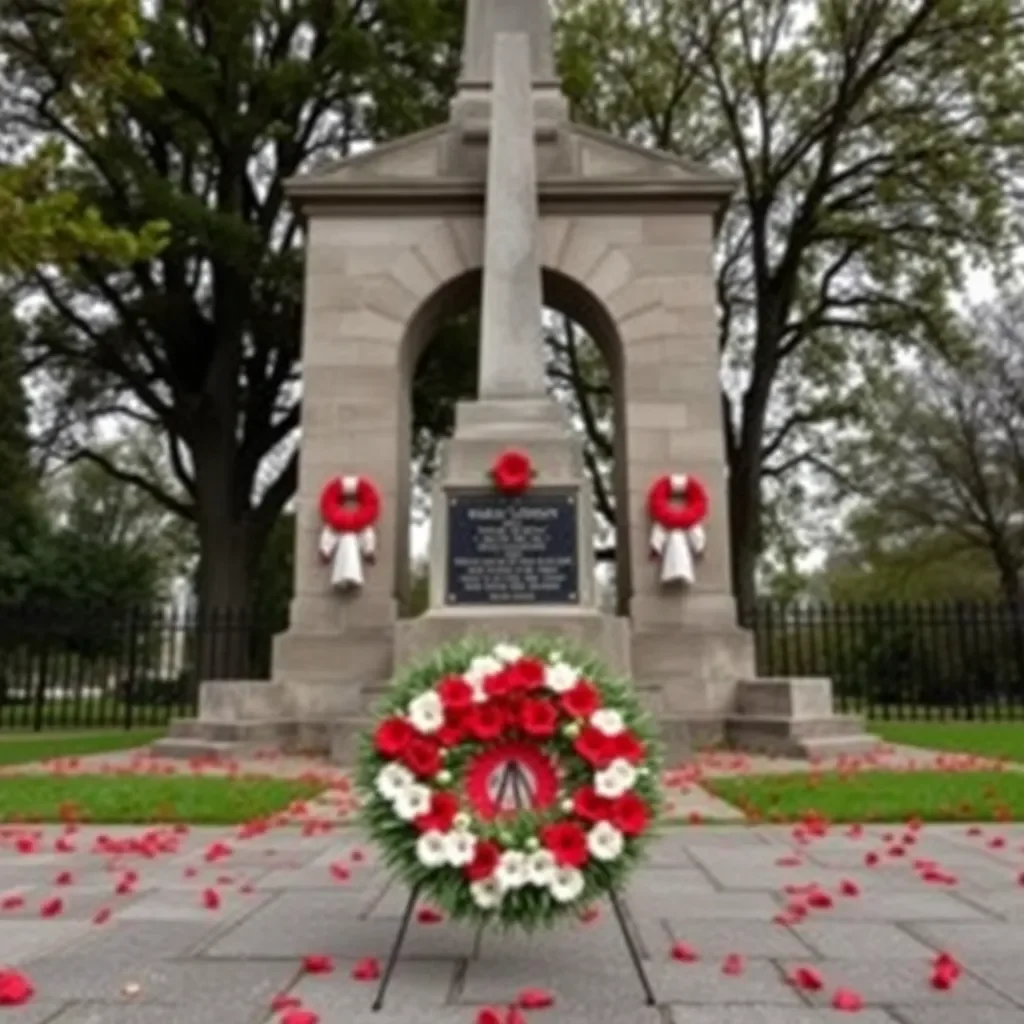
[[0, 729, 166, 767], [871, 720, 1024, 761], [707, 770, 1024, 823], [0, 774, 325, 824]]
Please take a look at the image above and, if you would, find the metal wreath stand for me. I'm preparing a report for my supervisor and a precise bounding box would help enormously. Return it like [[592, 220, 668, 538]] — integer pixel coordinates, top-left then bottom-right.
[[371, 756, 657, 1011]]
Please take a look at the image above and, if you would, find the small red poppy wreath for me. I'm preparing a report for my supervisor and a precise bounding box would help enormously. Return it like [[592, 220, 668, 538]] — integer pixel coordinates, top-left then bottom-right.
[[490, 449, 534, 495], [357, 637, 662, 929], [318, 475, 381, 589], [647, 473, 709, 586]]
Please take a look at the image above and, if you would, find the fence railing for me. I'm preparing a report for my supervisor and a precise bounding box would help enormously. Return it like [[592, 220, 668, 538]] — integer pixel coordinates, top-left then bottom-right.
[[0, 605, 283, 732], [754, 599, 1024, 720]]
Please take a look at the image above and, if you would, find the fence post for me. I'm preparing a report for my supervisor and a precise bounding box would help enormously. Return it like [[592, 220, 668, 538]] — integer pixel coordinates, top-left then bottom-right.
[[123, 608, 139, 731], [32, 643, 49, 733]]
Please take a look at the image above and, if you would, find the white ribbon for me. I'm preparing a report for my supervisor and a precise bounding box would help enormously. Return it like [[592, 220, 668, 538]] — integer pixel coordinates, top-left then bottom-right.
[[319, 476, 376, 589], [650, 473, 706, 585]]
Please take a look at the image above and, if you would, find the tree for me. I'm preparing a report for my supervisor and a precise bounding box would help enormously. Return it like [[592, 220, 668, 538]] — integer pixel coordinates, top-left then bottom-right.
[[825, 292, 1024, 601], [3, 0, 463, 668], [0, 0, 167, 271], [555, 0, 1024, 612], [0, 300, 42, 599]]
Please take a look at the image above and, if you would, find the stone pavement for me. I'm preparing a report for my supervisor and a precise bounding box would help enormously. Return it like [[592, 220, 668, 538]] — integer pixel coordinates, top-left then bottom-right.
[[2, 820, 1024, 1023]]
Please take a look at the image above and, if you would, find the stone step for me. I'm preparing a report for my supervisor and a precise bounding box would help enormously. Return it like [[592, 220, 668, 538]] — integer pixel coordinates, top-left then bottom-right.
[[798, 734, 884, 759], [150, 736, 252, 760], [728, 714, 864, 741], [167, 717, 299, 744], [735, 677, 835, 718]]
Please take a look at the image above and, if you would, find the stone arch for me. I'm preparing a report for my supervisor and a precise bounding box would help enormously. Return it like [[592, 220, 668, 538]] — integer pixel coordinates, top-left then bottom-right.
[[395, 264, 631, 616]]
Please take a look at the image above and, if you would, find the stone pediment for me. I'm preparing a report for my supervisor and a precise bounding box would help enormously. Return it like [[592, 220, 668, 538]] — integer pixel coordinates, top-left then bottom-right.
[[285, 121, 735, 210]]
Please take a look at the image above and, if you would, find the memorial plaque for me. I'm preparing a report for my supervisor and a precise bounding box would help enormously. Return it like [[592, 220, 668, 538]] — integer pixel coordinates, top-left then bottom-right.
[[446, 490, 579, 605]]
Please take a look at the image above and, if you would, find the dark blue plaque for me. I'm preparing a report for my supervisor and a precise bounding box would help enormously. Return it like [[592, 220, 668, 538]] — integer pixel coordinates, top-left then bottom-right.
[[446, 490, 579, 605]]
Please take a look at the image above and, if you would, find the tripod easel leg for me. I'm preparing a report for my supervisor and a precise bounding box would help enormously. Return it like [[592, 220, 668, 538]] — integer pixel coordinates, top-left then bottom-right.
[[371, 880, 423, 1012], [608, 888, 657, 1006]]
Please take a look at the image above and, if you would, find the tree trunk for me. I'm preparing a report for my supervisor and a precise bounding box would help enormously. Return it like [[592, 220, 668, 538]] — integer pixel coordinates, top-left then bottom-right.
[[195, 512, 256, 681], [728, 462, 760, 628]]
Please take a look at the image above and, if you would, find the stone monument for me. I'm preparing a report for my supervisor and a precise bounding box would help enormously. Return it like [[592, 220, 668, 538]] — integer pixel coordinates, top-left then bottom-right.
[[155, 0, 876, 763]]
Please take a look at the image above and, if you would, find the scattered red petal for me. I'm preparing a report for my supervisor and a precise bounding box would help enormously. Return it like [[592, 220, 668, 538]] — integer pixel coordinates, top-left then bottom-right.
[[302, 955, 334, 975], [201, 888, 221, 910], [832, 987, 864, 1012], [281, 1012, 319, 1024], [328, 862, 350, 882], [92, 907, 112, 925], [671, 941, 699, 963], [578, 906, 600, 924], [788, 965, 825, 991], [475, 1010, 504, 1024], [54, 871, 73, 886], [39, 897, 63, 918], [840, 880, 861, 897], [416, 907, 444, 925], [271, 993, 302, 1011], [0, 895, 24, 912], [518, 987, 554, 1009], [722, 953, 744, 976], [0, 969, 34, 1006], [351, 957, 380, 981]]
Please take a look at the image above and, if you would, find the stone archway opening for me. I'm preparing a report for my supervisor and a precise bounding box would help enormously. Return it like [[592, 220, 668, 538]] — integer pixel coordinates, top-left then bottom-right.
[[396, 267, 631, 619]]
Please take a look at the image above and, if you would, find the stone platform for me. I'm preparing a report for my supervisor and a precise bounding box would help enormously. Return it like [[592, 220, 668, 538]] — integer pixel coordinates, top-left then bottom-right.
[[153, 672, 878, 764], [5, 820, 1024, 1023]]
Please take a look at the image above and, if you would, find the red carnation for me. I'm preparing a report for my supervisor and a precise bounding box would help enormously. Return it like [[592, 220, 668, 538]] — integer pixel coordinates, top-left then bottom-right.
[[415, 791, 459, 833], [466, 840, 501, 881], [573, 786, 614, 822], [540, 822, 589, 869], [574, 726, 614, 769], [436, 676, 474, 711], [610, 792, 649, 836], [374, 717, 413, 758], [484, 669, 513, 699], [402, 737, 442, 779], [436, 708, 466, 748], [507, 658, 545, 691], [520, 699, 559, 738], [611, 731, 645, 764], [468, 704, 506, 742], [491, 449, 533, 495], [561, 681, 600, 719]]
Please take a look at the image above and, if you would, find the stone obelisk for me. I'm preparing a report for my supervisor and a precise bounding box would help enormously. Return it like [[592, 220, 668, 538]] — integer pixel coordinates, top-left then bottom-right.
[[411, 24, 620, 662]]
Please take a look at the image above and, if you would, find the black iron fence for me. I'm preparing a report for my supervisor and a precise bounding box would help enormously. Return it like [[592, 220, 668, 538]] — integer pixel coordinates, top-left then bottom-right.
[[0, 605, 282, 732], [754, 599, 1024, 719]]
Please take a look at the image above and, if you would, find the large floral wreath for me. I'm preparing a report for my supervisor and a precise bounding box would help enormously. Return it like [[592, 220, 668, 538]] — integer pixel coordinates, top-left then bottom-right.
[[357, 637, 662, 930]]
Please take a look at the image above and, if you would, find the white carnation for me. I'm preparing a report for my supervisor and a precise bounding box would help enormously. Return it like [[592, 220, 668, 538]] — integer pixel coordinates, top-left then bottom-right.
[[470, 877, 503, 910], [544, 661, 579, 694], [492, 643, 523, 663], [587, 821, 625, 862], [465, 655, 503, 702], [594, 758, 638, 799], [590, 708, 625, 737], [452, 812, 471, 831], [415, 830, 449, 868], [549, 866, 585, 904], [445, 830, 477, 868], [375, 762, 414, 801], [495, 850, 529, 891], [526, 849, 556, 888], [407, 691, 444, 735], [393, 783, 432, 821]]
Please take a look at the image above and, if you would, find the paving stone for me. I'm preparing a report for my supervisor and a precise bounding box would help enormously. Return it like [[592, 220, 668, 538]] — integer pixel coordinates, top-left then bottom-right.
[[957, 955, 1024, 1004], [648, 959, 804, 1005], [777, 956, 1015, 1006], [625, 868, 720, 903], [364, 878, 443, 917], [202, 892, 476, 959], [46, 1002, 268, 1024], [677, 827, 771, 847], [958, 889, 1024, 919], [114, 890, 274, 922], [891, 1003, 1024, 1023], [0, 920, 89, 963], [661, 1010, 900, 1024], [663, 918, 813, 958], [644, 836, 700, 867], [817, 890, 990, 921], [660, 892, 785, 921], [287, 958, 456, 1012], [0, 1000, 70, 1024], [477, 912, 641, 960], [792, 921, 937, 959], [906, 921, 1024, 959], [0, 886, 143, 922]]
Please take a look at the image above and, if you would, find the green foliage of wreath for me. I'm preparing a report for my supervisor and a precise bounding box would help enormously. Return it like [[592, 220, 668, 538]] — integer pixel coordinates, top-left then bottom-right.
[[356, 634, 664, 931]]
